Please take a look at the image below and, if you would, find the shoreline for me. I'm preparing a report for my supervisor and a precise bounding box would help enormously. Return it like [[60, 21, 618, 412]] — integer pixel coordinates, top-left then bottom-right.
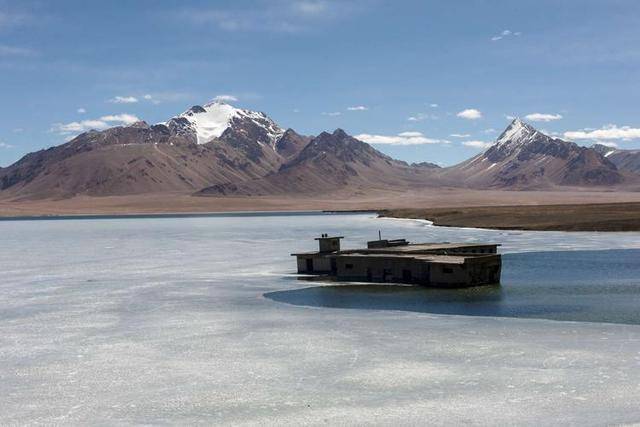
[[2, 191, 640, 231], [2, 201, 640, 233], [0, 209, 333, 222], [378, 202, 640, 232]]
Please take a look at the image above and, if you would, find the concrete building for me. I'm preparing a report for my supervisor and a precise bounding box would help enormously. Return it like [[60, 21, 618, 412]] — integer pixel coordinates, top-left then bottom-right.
[[292, 235, 501, 287]]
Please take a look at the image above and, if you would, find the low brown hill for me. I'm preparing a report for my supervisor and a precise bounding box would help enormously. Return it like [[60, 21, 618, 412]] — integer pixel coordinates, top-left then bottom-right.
[[197, 129, 441, 196], [592, 144, 640, 174]]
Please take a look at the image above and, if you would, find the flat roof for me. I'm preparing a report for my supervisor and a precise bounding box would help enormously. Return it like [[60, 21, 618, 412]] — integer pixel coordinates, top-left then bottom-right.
[[292, 242, 500, 257], [330, 253, 473, 264], [343, 242, 499, 254], [291, 251, 329, 256]]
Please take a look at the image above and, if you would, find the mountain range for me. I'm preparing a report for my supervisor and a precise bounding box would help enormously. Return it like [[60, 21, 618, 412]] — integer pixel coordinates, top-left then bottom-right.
[[592, 144, 640, 174], [0, 100, 638, 201]]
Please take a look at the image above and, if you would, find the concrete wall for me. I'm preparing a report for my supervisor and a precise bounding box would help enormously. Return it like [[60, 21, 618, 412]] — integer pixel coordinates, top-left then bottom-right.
[[429, 263, 469, 287], [296, 255, 332, 273], [335, 256, 430, 284], [334, 255, 501, 287], [318, 238, 341, 253]]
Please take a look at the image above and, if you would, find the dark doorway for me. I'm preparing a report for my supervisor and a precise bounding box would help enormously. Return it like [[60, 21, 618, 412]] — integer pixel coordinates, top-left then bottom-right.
[[402, 269, 412, 282], [306, 258, 313, 272]]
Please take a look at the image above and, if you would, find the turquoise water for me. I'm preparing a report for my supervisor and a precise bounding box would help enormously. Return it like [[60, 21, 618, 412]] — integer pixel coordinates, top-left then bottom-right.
[[267, 249, 640, 324]]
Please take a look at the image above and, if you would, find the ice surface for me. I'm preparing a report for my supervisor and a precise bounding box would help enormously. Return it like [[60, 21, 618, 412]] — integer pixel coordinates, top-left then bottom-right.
[[1, 213, 640, 425]]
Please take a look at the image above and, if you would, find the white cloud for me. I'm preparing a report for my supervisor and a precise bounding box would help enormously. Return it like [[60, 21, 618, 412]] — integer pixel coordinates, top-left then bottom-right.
[[142, 94, 161, 104], [525, 113, 563, 122], [505, 115, 516, 120], [0, 44, 35, 56], [322, 111, 341, 116], [407, 112, 438, 122], [100, 114, 140, 124], [0, 141, 13, 149], [292, 1, 328, 15], [483, 128, 497, 134], [108, 96, 139, 104], [355, 132, 450, 146], [77, 108, 86, 114], [429, 103, 439, 108], [544, 130, 562, 137], [450, 133, 471, 138], [347, 105, 368, 111], [213, 94, 238, 102], [491, 29, 521, 41], [293, 108, 300, 113], [140, 92, 190, 105], [12, 128, 23, 133], [462, 140, 493, 149], [143, 91, 193, 104], [50, 114, 140, 135], [564, 125, 640, 141], [457, 108, 482, 120]]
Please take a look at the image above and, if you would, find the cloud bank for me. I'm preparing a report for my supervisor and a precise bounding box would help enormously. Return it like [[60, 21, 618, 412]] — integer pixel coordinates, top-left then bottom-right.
[[462, 140, 493, 149], [564, 125, 640, 141], [355, 131, 449, 146], [51, 114, 140, 135], [525, 113, 563, 122], [108, 96, 139, 104]]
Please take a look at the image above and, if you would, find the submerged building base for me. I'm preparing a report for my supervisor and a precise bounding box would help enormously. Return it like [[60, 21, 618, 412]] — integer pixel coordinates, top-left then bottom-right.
[[292, 236, 501, 288]]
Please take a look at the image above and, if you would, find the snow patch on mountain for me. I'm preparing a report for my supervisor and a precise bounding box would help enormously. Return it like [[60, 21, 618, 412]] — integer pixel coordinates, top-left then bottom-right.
[[495, 118, 539, 149], [178, 101, 240, 144], [163, 100, 284, 146]]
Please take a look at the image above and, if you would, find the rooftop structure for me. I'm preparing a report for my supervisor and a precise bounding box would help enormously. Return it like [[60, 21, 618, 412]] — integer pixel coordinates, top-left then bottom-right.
[[292, 235, 501, 287]]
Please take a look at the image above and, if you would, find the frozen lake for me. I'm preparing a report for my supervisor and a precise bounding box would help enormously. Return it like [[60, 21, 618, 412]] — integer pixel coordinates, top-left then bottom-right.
[[2, 212, 640, 425]]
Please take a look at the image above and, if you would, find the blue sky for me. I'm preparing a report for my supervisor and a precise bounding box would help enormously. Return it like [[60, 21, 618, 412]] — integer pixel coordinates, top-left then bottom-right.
[[1, 0, 640, 167]]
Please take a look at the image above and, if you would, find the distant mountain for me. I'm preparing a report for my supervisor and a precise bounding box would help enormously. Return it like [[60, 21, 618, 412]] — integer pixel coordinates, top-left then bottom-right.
[[0, 102, 306, 199], [197, 129, 439, 196], [443, 118, 625, 189], [1, 103, 636, 201], [592, 144, 640, 174]]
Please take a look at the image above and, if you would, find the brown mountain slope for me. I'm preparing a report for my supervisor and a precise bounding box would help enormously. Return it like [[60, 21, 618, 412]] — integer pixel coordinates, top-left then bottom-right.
[[441, 119, 625, 189], [592, 144, 640, 174], [0, 123, 304, 200], [197, 129, 441, 196]]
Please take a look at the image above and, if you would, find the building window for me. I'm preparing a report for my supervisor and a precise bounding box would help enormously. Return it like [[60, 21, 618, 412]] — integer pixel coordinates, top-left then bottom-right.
[[443, 267, 454, 274], [345, 263, 354, 269]]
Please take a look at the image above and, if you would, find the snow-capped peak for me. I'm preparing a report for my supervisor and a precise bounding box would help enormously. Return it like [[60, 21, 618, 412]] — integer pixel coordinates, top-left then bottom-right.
[[164, 100, 284, 146], [175, 101, 242, 144], [495, 118, 539, 148]]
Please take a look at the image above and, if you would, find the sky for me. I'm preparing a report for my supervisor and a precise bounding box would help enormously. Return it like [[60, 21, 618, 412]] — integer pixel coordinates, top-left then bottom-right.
[[1, 0, 640, 167]]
